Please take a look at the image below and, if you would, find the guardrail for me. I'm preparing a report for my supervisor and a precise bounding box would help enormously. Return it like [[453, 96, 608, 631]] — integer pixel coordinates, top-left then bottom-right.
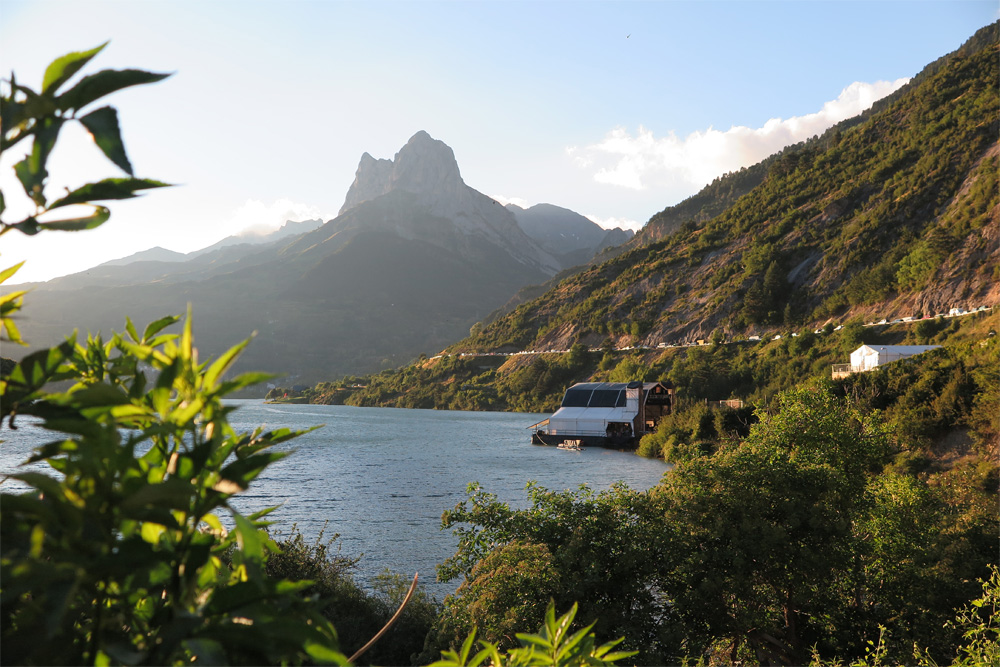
[[831, 363, 865, 379]]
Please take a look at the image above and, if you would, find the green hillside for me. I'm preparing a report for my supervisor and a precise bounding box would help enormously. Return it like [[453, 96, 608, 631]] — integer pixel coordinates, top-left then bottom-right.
[[294, 23, 999, 447], [469, 26, 997, 354]]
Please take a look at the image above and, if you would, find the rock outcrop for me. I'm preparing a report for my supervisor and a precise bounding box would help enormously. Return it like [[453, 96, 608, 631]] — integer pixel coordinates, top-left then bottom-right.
[[301, 131, 560, 275]]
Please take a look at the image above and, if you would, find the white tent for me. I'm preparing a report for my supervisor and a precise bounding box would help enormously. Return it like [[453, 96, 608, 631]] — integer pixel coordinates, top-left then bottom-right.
[[849, 344, 942, 372]]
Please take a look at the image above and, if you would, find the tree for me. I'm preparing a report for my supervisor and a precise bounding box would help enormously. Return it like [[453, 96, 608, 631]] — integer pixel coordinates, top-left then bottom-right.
[[741, 279, 769, 324], [435, 483, 676, 664], [653, 386, 893, 664], [606, 355, 649, 383], [432, 541, 561, 651]]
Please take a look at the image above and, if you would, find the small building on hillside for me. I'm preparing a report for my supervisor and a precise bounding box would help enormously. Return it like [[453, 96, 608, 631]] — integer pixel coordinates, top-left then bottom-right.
[[832, 344, 942, 379], [530, 381, 674, 448]]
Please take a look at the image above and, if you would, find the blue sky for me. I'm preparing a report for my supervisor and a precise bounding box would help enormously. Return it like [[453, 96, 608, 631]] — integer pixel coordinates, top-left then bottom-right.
[[1, 0, 997, 282]]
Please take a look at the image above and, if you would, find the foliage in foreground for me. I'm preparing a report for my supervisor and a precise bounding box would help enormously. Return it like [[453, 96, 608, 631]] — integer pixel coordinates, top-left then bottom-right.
[[429, 602, 635, 667], [1, 314, 348, 665], [265, 526, 439, 666], [0, 43, 345, 665], [433, 386, 998, 665]]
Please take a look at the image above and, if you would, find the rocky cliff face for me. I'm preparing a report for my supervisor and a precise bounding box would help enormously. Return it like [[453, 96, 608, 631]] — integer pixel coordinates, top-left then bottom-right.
[[340, 131, 467, 215], [313, 131, 560, 275]]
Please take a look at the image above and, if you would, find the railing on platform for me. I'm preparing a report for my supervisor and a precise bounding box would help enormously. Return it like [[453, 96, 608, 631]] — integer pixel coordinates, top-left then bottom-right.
[[831, 363, 865, 379], [706, 399, 744, 409]]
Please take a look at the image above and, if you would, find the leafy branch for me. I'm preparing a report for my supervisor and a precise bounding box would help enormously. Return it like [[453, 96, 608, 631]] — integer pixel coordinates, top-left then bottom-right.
[[0, 42, 170, 238]]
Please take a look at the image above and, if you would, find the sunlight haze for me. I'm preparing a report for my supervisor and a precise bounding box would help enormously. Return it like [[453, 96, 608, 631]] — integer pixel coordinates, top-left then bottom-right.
[[0, 0, 996, 282]]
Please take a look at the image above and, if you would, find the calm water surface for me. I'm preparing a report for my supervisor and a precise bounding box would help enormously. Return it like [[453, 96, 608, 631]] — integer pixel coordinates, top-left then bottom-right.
[[1, 400, 669, 598]]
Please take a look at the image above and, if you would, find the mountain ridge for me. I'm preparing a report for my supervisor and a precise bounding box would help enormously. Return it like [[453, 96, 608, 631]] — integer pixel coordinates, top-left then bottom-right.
[[10, 132, 626, 384], [507, 203, 634, 270], [321, 21, 998, 410]]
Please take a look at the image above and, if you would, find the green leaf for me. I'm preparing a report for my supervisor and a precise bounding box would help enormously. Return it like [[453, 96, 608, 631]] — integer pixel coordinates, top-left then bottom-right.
[[47, 178, 170, 209], [169, 396, 204, 426], [215, 371, 278, 396], [555, 624, 592, 660], [78, 106, 132, 174], [203, 338, 251, 391], [140, 521, 166, 544], [0, 261, 26, 283], [3, 314, 26, 345], [233, 513, 264, 562], [142, 315, 180, 342], [57, 68, 172, 112], [38, 205, 110, 232], [41, 42, 107, 94], [14, 156, 45, 205], [10, 471, 67, 498], [30, 117, 64, 178], [246, 505, 280, 522], [65, 382, 131, 408], [240, 426, 318, 457], [220, 451, 289, 490], [125, 317, 140, 343], [25, 438, 79, 463], [120, 477, 195, 513], [8, 216, 41, 236], [4, 340, 74, 400], [598, 648, 639, 662], [1, 289, 28, 307], [1, 81, 52, 152], [302, 641, 349, 665]]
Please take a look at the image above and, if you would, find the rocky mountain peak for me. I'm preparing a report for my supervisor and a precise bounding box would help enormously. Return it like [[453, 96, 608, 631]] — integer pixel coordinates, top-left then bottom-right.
[[339, 152, 394, 215], [390, 130, 463, 196], [339, 131, 463, 215]]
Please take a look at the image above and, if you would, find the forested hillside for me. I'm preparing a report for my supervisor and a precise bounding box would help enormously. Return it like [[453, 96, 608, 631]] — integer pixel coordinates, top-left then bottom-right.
[[466, 23, 997, 354]]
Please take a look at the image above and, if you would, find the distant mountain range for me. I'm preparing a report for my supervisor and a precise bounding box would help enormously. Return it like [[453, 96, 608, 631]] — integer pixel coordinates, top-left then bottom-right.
[[507, 203, 633, 270], [11, 132, 632, 385], [22, 219, 325, 291]]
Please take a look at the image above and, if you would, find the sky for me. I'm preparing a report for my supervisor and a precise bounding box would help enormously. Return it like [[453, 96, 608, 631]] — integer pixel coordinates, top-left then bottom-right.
[[1, 0, 996, 283]]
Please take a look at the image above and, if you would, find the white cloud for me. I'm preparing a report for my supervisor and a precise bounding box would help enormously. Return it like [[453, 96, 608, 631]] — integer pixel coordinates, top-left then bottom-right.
[[585, 214, 644, 233], [489, 193, 532, 209], [570, 78, 909, 191], [222, 198, 329, 238]]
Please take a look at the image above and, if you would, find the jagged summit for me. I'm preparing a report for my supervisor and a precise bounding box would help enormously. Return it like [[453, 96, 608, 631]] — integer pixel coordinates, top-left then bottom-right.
[[339, 131, 463, 215], [321, 131, 560, 275]]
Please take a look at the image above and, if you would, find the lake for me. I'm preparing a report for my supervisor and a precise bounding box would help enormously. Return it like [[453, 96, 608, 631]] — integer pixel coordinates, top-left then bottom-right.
[[0, 400, 669, 598]]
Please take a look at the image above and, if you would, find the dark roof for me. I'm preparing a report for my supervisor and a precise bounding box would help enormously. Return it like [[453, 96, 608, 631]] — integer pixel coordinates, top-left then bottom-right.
[[567, 381, 673, 391]]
